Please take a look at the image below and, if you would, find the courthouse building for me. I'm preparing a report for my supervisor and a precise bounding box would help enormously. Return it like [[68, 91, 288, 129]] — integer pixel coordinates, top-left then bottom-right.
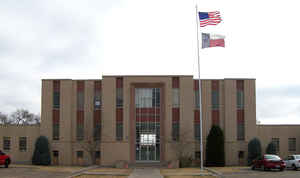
[[1, 75, 300, 166]]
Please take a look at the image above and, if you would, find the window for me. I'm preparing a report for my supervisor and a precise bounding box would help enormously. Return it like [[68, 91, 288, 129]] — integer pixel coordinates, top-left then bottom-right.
[[77, 124, 84, 141], [237, 91, 244, 109], [77, 110, 85, 141], [53, 92, 60, 109], [53, 123, 59, 140], [77, 151, 83, 158], [3, 137, 10, 151], [136, 88, 160, 108], [77, 91, 84, 110], [172, 123, 179, 141], [172, 108, 180, 141], [152, 88, 160, 107], [94, 91, 101, 109], [238, 151, 244, 159], [237, 110, 245, 141], [116, 88, 123, 107], [19, 137, 27, 151], [272, 138, 280, 153], [53, 150, 59, 157], [212, 91, 219, 110], [195, 90, 200, 108], [195, 151, 201, 160], [289, 138, 296, 151], [93, 123, 101, 141], [53, 81, 60, 140], [172, 89, 180, 108], [237, 122, 245, 140], [116, 123, 123, 141], [94, 81, 102, 109], [116, 78, 123, 107], [77, 81, 84, 141], [53, 109, 60, 140], [194, 124, 200, 141], [95, 151, 100, 159], [236, 80, 244, 109], [135, 88, 152, 108], [116, 78, 123, 141], [53, 80, 60, 108]]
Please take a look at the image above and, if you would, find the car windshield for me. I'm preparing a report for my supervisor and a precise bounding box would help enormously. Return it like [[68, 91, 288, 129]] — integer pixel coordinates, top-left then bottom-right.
[[265, 155, 281, 160], [294, 155, 300, 159]]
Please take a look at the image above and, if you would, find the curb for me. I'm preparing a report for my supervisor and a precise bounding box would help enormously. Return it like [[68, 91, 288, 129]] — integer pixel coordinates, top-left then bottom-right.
[[204, 167, 223, 178], [163, 173, 214, 176], [67, 165, 99, 178]]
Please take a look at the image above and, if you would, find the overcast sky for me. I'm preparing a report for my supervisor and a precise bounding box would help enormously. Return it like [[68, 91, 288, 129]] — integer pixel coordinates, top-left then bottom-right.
[[1, 0, 300, 124]]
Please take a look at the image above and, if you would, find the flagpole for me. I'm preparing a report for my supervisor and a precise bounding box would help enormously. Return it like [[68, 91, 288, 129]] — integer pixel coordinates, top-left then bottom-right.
[[195, 4, 203, 170]]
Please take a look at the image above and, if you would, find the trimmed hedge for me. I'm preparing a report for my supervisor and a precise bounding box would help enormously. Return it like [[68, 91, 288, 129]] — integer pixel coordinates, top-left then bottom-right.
[[32, 136, 51, 165], [266, 142, 277, 155], [247, 138, 262, 165], [205, 125, 225, 166]]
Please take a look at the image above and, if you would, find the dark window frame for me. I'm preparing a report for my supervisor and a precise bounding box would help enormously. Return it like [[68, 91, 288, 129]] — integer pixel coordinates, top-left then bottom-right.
[[116, 123, 123, 141], [172, 88, 180, 108], [211, 90, 219, 110], [3, 137, 10, 151], [53, 91, 60, 109], [194, 124, 200, 141], [93, 124, 101, 141], [116, 88, 123, 108], [272, 138, 280, 153], [95, 151, 101, 159], [53, 150, 59, 157], [77, 151, 83, 158], [195, 151, 201, 160], [19, 137, 27, 151], [76, 124, 84, 141], [172, 122, 180, 141], [94, 90, 101, 109], [237, 91, 244, 109], [237, 122, 245, 141], [288, 138, 296, 151], [77, 91, 85, 110], [53, 123, 60, 140], [195, 90, 200, 108]]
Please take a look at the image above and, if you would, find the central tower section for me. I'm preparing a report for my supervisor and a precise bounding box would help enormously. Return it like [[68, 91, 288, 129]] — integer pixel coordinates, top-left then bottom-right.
[[135, 88, 161, 161], [129, 82, 165, 163]]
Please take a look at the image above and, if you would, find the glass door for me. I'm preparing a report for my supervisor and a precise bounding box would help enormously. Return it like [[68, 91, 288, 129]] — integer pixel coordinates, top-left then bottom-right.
[[135, 88, 160, 162]]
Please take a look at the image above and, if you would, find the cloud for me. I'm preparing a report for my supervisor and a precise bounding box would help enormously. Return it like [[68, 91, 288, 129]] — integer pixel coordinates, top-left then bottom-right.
[[257, 86, 300, 124], [0, 0, 300, 126]]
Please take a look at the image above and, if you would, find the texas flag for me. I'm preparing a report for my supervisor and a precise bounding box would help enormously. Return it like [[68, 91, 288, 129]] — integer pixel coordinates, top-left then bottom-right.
[[202, 33, 225, 48]]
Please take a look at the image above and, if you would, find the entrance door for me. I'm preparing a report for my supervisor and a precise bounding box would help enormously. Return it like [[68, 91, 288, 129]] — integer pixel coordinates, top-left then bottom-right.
[[135, 88, 160, 162]]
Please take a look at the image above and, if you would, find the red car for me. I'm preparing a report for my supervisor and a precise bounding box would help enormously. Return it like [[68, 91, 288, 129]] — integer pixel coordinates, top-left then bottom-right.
[[0, 150, 11, 168], [252, 154, 286, 171]]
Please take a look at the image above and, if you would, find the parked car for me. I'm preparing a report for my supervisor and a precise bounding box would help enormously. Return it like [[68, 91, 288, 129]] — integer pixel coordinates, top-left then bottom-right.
[[252, 154, 286, 171], [0, 150, 11, 168], [284, 155, 300, 170]]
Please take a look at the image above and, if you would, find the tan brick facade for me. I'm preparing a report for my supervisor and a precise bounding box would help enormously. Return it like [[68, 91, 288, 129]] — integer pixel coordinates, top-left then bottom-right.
[[1, 75, 300, 166]]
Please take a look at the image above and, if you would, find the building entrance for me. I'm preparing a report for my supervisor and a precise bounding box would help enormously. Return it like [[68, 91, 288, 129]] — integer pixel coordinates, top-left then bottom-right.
[[135, 88, 160, 162]]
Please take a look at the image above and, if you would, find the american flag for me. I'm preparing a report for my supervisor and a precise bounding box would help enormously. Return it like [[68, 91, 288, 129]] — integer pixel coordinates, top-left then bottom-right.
[[198, 11, 222, 27]]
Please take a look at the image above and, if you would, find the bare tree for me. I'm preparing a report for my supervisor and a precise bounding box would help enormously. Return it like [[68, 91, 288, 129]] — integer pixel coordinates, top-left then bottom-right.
[[0, 112, 11, 125], [78, 129, 102, 165], [169, 130, 194, 161], [33, 113, 41, 125], [9, 109, 39, 125]]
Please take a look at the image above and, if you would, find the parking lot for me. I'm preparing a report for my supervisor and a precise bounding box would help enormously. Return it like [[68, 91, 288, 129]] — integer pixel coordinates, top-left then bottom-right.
[[222, 168, 300, 178]]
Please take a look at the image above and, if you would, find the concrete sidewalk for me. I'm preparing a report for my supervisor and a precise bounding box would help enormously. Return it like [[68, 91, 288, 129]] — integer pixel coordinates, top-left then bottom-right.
[[128, 168, 163, 178]]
